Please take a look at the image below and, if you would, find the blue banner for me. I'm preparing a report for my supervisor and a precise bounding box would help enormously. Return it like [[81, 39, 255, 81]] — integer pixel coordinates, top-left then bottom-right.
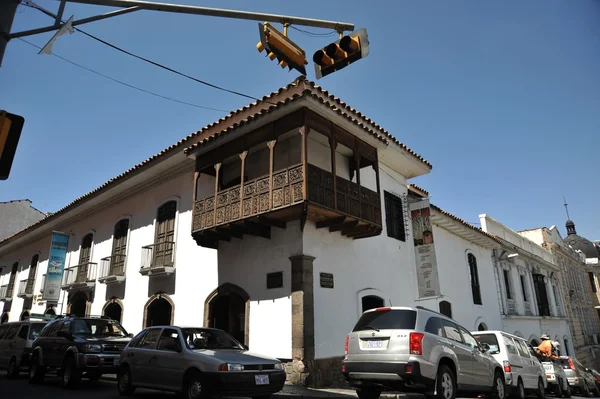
[[42, 231, 70, 302]]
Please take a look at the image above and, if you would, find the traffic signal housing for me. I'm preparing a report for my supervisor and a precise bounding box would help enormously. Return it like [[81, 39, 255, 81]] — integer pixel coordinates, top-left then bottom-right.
[[313, 28, 369, 79], [0, 110, 25, 180], [256, 22, 308, 75]]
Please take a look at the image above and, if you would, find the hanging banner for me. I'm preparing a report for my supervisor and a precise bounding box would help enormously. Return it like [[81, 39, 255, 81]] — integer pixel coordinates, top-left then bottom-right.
[[410, 199, 441, 298], [42, 231, 70, 302]]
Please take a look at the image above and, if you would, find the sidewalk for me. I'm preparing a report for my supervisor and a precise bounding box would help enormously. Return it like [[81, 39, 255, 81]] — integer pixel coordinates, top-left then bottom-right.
[[100, 375, 413, 399]]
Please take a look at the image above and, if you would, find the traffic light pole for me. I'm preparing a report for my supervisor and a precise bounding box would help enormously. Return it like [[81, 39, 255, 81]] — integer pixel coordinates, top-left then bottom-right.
[[0, 0, 19, 67]]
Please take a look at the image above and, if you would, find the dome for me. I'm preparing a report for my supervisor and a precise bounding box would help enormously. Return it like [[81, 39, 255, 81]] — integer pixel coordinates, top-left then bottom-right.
[[565, 220, 600, 259]]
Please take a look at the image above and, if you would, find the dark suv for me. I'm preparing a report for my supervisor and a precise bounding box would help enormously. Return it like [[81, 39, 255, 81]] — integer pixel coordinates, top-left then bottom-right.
[[28, 314, 133, 388]]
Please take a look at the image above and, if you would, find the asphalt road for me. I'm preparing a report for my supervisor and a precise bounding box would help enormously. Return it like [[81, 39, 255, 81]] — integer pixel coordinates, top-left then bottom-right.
[[0, 373, 588, 399]]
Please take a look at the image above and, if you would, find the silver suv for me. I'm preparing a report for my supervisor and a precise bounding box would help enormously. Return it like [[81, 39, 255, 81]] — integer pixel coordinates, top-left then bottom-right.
[[341, 306, 506, 399]]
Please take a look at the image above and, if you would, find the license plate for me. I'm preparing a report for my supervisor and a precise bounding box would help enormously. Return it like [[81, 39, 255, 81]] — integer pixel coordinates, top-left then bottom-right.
[[255, 375, 269, 385], [367, 340, 383, 348], [544, 365, 553, 371]]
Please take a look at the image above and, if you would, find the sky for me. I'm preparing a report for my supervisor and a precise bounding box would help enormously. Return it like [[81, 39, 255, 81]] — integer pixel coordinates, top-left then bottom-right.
[[1, 0, 599, 241]]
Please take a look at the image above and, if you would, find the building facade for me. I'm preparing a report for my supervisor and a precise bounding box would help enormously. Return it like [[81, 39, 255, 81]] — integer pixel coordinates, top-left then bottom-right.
[[480, 215, 574, 355], [0, 199, 46, 242], [519, 225, 600, 369]]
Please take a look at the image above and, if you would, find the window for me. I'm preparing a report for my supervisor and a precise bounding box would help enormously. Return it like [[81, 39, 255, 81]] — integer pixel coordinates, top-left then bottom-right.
[[520, 275, 528, 301], [468, 253, 482, 305], [79, 233, 93, 264], [589, 272, 597, 293], [352, 309, 417, 332], [140, 328, 162, 349], [361, 295, 385, 313], [384, 191, 405, 241], [29, 323, 44, 340], [473, 333, 500, 354], [26, 254, 39, 293], [532, 274, 550, 316], [17, 325, 28, 340], [157, 328, 181, 351], [130, 330, 148, 348], [441, 319, 462, 343], [5, 324, 20, 339], [515, 339, 530, 357], [503, 270, 512, 299], [424, 317, 444, 336], [503, 335, 518, 355], [460, 327, 479, 350], [439, 301, 452, 318], [563, 338, 570, 356], [154, 201, 177, 267], [110, 219, 130, 275]]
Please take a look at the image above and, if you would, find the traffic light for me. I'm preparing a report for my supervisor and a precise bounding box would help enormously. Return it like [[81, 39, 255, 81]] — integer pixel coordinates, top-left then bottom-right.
[[0, 110, 25, 180], [257, 22, 308, 75], [313, 28, 370, 79]]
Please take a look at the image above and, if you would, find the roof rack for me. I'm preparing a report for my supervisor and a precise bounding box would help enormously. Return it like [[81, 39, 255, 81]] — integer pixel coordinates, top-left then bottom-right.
[[415, 305, 454, 320]]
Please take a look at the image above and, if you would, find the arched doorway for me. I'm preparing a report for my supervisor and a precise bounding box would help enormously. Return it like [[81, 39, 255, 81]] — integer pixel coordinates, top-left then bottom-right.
[[104, 300, 123, 323], [144, 294, 173, 327], [1, 313, 8, 324], [69, 291, 88, 317], [478, 322, 488, 331], [20, 310, 30, 321], [361, 295, 384, 313], [204, 284, 249, 345], [439, 301, 452, 318], [44, 307, 56, 316]]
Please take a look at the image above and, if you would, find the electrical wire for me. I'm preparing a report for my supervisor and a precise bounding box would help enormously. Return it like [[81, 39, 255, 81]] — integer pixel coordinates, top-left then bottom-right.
[[20, 1, 273, 104], [17, 37, 229, 113], [290, 25, 338, 37]]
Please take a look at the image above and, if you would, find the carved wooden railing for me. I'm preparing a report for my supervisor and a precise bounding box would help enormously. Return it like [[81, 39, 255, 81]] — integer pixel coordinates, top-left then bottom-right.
[[306, 164, 382, 226], [192, 163, 304, 233]]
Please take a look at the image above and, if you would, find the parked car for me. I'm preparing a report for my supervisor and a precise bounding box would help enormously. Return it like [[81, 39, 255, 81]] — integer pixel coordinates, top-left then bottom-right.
[[117, 325, 286, 399], [556, 356, 600, 397], [589, 369, 600, 392], [472, 330, 546, 399], [28, 314, 133, 388], [0, 319, 47, 377], [537, 355, 571, 398], [341, 305, 506, 399]]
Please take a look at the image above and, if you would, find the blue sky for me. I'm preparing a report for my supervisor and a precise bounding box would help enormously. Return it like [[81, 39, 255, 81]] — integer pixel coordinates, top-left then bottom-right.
[[2, 0, 599, 240]]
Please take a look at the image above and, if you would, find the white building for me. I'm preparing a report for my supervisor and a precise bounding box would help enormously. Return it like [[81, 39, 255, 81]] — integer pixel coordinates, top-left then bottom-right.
[[480, 215, 574, 355], [0, 77, 508, 386]]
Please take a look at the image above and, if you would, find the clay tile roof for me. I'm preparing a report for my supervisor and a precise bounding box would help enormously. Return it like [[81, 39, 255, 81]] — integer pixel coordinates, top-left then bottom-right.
[[407, 184, 430, 197], [0, 76, 429, 248], [184, 76, 432, 170], [430, 204, 501, 244]]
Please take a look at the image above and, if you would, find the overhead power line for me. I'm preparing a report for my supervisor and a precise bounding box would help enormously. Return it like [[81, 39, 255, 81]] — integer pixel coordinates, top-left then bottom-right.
[[20, 1, 272, 104], [17, 37, 229, 113], [290, 25, 337, 37]]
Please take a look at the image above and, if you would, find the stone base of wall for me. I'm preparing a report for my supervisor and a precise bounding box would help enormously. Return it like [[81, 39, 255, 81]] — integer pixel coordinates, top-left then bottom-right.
[[285, 356, 347, 388]]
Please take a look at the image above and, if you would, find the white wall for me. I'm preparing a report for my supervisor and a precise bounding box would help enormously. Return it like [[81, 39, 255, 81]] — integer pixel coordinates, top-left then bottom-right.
[[420, 225, 503, 332], [217, 220, 302, 360], [0, 169, 218, 337]]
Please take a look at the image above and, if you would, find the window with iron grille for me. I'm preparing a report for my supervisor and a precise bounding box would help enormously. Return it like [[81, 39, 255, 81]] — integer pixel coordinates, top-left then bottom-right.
[[384, 191, 405, 241], [468, 253, 482, 305], [503, 269, 513, 299]]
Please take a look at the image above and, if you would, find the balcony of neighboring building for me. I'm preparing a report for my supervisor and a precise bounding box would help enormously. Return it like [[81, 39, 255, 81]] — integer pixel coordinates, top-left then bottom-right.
[[0, 284, 12, 301], [61, 262, 97, 291], [188, 109, 383, 248], [98, 254, 127, 284], [139, 241, 176, 277], [17, 278, 35, 299]]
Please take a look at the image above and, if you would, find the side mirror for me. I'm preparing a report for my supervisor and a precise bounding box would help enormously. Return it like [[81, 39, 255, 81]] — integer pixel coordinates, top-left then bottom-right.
[[480, 343, 490, 352], [127, 333, 134, 338], [57, 331, 72, 340], [243, 344, 249, 351]]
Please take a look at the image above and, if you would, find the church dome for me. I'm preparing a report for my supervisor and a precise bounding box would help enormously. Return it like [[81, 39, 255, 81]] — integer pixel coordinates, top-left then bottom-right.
[[565, 220, 600, 259]]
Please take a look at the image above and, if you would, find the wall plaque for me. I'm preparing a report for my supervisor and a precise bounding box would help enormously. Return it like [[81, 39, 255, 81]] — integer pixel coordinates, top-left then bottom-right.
[[266, 271, 283, 289], [320, 272, 334, 289]]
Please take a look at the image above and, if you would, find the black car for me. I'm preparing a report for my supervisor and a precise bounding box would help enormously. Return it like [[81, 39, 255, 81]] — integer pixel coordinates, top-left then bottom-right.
[[28, 314, 133, 388]]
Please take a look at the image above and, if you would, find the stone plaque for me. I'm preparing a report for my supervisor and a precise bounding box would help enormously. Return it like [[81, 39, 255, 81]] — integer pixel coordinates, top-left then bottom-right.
[[320, 272, 334, 289], [267, 271, 283, 289]]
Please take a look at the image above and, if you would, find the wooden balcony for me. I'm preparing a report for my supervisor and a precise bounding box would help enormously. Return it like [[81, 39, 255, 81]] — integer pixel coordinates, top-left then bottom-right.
[[17, 278, 35, 298], [98, 255, 127, 284], [61, 262, 97, 291], [192, 163, 382, 248], [139, 241, 176, 277]]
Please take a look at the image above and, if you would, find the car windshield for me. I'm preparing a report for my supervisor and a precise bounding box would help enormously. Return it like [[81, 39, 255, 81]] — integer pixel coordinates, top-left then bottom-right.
[[352, 309, 417, 332], [29, 323, 45, 340], [473, 333, 501, 354], [71, 319, 128, 337], [182, 328, 244, 350]]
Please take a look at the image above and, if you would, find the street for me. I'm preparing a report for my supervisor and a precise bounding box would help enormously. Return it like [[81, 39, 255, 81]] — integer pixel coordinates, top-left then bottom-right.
[[0, 373, 589, 399]]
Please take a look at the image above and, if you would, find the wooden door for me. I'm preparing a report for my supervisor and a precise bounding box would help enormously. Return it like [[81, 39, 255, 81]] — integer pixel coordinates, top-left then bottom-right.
[[154, 201, 176, 267], [78, 234, 93, 282], [110, 219, 129, 275]]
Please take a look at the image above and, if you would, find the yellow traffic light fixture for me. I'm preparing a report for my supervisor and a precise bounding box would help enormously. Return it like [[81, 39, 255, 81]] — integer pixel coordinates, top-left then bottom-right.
[[257, 22, 308, 75], [0, 110, 25, 180], [313, 28, 369, 79]]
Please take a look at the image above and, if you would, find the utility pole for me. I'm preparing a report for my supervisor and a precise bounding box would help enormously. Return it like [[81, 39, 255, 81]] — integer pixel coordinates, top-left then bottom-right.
[[0, 0, 19, 67]]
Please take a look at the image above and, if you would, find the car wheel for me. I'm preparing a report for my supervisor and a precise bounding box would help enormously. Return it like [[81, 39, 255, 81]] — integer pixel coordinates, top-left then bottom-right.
[[432, 364, 456, 399], [536, 377, 546, 399], [184, 371, 209, 399], [512, 378, 525, 399], [563, 381, 571, 398], [584, 382, 592, 397], [7, 356, 18, 378], [28, 353, 45, 384], [493, 370, 506, 399], [117, 366, 136, 396], [61, 356, 81, 388], [356, 390, 381, 399]]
